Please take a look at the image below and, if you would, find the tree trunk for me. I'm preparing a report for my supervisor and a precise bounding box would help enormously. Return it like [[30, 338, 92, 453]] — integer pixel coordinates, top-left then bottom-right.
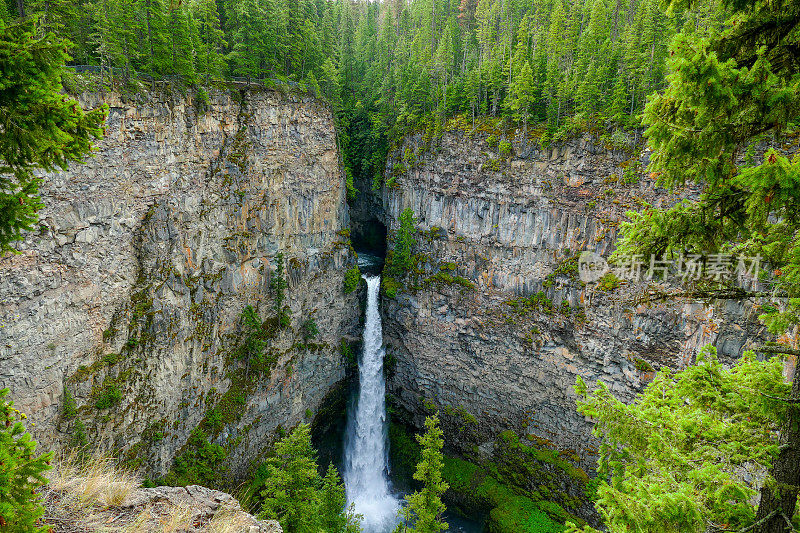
[[16, 0, 25, 18], [754, 359, 800, 532]]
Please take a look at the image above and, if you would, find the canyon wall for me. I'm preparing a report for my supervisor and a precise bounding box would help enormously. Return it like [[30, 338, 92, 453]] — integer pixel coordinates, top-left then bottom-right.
[[380, 129, 766, 472], [0, 86, 359, 477]]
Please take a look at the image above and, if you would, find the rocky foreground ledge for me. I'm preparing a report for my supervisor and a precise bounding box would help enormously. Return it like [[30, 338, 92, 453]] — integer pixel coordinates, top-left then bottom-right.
[[44, 481, 282, 532]]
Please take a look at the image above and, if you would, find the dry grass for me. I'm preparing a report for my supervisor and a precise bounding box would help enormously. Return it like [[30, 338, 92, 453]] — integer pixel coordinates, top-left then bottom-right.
[[41, 452, 263, 532], [120, 507, 154, 533], [43, 452, 143, 532], [206, 507, 252, 533], [48, 451, 140, 509], [160, 504, 197, 533]]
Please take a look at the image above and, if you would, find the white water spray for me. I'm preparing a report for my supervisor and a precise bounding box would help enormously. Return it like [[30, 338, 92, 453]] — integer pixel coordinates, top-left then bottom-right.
[[343, 275, 400, 533]]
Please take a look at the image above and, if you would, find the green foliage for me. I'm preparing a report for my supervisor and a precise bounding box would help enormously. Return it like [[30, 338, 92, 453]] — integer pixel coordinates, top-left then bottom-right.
[[484, 158, 503, 172], [62, 389, 77, 420], [632, 357, 653, 372], [340, 339, 357, 369], [507, 291, 554, 316], [394, 415, 449, 533], [620, 162, 640, 185], [423, 271, 476, 290], [320, 465, 362, 533], [238, 305, 268, 367], [0, 388, 52, 532], [94, 380, 122, 409], [388, 420, 422, 487], [389, 421, 577, 532], [382, 276, 402, 298], [389, 208, 417, 277], [70, 418, 87, 448], [346, 168, 358, 202], [567, 346, 791, 533], [160, 427, 227, 487], [596, 272, 621, 292], [344, 265, 361, 294], [608, 0, 800, 527], [301, 317, 319, 340], [11, 0, 687, 230], [442, 455, 565, 533], [257, 424, 360, 533], [0, 17, 106, 255], [498, 140, 513, 158], [383, 350, 397, 379], [270, 253, 290, 328]]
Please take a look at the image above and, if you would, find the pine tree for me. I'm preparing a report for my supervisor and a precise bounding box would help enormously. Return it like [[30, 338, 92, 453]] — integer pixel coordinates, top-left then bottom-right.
[[565, 346, 792, 533], [507, 59, 535, 133], [0, 17, 106, 255], [609, 0, 800, 530], [608, 68, 628, 125], [166, 1, 196, 80], [0, 388, 53, 532], [237, 304, 266, 377], [543, 0, 567, 126], [27, 0, 78, 35], [319, 464, 362, 533], [394, 415, 449, 533], [90, 0, 125, 79], [258, 424, 321, 532], [227, 0, 268, 81], [193, 0, 226, 83], [257, 424, 359, 533], [270, 252, 290, 327], [139, 0, 170, 76], [391, 207, 417, 276]]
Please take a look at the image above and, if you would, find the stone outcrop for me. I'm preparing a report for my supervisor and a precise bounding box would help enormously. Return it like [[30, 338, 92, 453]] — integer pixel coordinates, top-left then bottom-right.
[[0, 86, 359, 477], [45, 482, 282, 532], [379, 129, 767, 473]]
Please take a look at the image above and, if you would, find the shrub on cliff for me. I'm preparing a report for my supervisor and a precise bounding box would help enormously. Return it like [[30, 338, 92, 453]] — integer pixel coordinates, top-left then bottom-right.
[[390, 208, 417, 277], [498, 140, 513, 158], [301, 317, 319, 340], [344, 265, 361, 293], [160, 428, 228, 488], [0, 388, 52, 531], [238, 305, 266, 364], [270, 253, 291, 328]]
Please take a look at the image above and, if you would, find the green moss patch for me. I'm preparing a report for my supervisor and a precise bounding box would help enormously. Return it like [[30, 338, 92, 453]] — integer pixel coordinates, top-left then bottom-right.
[[443, 456, 565, 533], [389, 421, 587, 532]]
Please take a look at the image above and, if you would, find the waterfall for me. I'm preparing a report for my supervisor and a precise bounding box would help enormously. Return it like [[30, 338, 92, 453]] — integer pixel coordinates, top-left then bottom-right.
[[343, 275, 400, 533]]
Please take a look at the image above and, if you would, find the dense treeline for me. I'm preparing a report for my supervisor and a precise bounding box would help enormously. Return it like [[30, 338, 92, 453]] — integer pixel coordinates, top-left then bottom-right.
[[2, 0, 717, 191]]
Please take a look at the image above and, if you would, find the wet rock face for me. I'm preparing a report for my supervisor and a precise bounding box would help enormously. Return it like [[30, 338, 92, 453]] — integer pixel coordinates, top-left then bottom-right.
[[0, 87, 360, 476], [380, 130, 765, 471]]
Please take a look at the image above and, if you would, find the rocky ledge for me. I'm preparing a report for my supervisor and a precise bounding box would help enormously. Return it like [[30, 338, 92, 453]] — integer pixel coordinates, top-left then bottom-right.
[[45, 482, 281, 532]]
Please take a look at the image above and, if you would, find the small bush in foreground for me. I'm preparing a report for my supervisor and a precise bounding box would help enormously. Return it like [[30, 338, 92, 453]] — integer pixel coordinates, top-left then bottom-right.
[[0, 387, 52, 532]]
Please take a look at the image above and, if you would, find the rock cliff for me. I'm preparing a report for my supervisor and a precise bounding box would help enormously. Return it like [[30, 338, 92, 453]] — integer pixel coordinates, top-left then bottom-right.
[[379, 129, 766, 473], [0, 86, 359, 477]]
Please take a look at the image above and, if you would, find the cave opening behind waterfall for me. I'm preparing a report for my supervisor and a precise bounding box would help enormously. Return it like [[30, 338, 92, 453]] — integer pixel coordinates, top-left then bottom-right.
[[351, 217, 387, 273]]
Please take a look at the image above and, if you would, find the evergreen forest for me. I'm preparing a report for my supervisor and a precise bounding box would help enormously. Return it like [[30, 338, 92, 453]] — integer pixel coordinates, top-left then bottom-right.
[[2, 0, 711, 192]]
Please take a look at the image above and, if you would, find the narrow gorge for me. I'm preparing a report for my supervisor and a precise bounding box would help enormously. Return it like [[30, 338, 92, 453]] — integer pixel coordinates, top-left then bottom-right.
[[0, 86, 780, 532]]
